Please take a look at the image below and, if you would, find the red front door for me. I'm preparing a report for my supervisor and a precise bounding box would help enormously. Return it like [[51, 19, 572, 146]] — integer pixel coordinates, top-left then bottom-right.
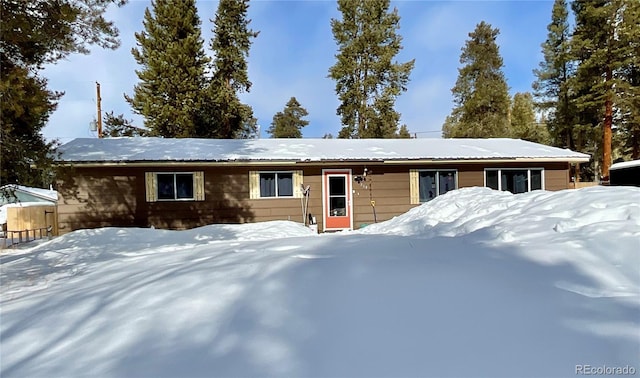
[[323, 170, 352, 230]]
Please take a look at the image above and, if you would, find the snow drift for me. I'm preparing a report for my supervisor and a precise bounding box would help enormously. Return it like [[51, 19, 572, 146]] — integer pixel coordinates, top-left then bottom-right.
[[1, 186, 638, 378]]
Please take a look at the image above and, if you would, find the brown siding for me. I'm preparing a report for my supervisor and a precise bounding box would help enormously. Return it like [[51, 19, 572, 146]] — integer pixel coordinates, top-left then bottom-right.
[[57, 170, 140, 233], [349, 167, 411, 228], [458, 168, 485, 188], [544, 163, 570, 191], [57, 160, 572, 234]]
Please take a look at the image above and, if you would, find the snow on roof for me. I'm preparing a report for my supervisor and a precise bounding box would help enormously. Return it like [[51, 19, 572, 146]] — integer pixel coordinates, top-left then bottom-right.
[[1, 184, 58, 202], [610, 159, 640, 170], [57, 137, 590, 163]]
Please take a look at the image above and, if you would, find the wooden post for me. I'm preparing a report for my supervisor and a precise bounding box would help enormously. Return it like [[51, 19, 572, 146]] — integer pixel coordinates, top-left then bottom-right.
[[96, 81, 103, 138]]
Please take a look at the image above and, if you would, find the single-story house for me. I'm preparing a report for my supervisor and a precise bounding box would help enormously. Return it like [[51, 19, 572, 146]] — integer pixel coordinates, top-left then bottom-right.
[[55, 137, 590, 234]]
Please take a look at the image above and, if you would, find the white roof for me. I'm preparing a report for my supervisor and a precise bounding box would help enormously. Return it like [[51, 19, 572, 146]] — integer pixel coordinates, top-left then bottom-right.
[[1, 184, 58, 202], [58, 137, 590, 163], [610, 159, 640, 171]]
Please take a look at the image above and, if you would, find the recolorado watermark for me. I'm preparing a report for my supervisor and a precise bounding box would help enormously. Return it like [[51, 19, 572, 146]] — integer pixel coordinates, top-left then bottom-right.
[[576, 364, 637, 375]]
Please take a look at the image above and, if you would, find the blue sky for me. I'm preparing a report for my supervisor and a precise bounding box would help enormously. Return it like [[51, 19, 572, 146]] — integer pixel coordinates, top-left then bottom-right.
[[42, 0, 554, 143]]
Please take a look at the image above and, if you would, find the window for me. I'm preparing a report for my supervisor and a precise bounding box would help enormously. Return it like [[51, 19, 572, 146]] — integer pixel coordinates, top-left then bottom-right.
[[410, 169, 457, 204], [145, 172, 204, 202], [485, 169, 544, 193], [157, 173, 194, 200], [249, 170, 303, 199], [259, 172, 293, 197]]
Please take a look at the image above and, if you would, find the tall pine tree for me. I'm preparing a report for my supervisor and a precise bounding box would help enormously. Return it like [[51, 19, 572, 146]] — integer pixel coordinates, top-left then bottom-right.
[[328, 0, 414, 139], [443, 22, 511, 138], [614, 0, 640, 160], [205, 0, 259, 139], [1, 65, 60, 187], [397, 124, 411, 138], [103, 112, 148, 137], [234, 104, 259, 139], [267, 97, 309, 138], [1, 0, 125, 186], [532, 0, 578, 150], [616, 62, 640, 160], [1, 0, 123, 68], [126, 0, 209, 138], [571, 0, 638, 179], [510, 92, 549, 144]]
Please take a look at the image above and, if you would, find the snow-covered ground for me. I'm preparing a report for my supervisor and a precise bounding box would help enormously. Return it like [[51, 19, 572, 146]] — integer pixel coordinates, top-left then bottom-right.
[[1, 186, 639, 377]]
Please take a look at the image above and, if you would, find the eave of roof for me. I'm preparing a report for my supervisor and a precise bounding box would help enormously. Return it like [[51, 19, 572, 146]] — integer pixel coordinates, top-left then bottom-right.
[[57, 156, 589, 168]]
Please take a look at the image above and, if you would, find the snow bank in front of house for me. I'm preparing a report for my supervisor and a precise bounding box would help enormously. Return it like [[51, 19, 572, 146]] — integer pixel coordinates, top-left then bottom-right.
[[359, 186, 640, 239], [360, 185, 640, 304], [21, 219, 315, 261], [1, 187, 639, 378], [48, 219, 315, 248], [0, 220, 315, 296]]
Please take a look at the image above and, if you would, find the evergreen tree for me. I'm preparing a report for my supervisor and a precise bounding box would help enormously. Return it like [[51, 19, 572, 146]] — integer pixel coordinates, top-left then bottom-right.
[[443, 21, 511, 138], [126, 0, 209, 138], [615, 0, 640, 160], [510, 92, 550, 144], [267, 97, 309, 138], [235, 104, 259, 139], [570, 0, 639, 179], [1, 0, 123, 68], [328, 0, 414, 139], [1, 0, 125, 186], [441, 115, 458, 138], [103, 112, 148, 137], [397, 124, 411, 138], [616, 63, 640, 159], [532, 0, 578, 150], [205, 0, 259, 139], [0, 65, 60, 187]]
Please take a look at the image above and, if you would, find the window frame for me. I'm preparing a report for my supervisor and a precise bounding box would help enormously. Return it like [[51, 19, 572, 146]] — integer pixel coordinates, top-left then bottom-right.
[[155, 172, 196, 201], [483, 168, 545, 193], [417, 169, 459, 203], [145, 171, 204, 202], [249, 169, 304, 200], [258, 171, 294, 198]]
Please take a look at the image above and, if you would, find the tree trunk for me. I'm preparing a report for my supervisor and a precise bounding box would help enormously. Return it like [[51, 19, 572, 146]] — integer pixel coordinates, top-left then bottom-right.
[[632, 129, 640, 160], [602, 68, 613, 182], [576, 130, 582, 182]]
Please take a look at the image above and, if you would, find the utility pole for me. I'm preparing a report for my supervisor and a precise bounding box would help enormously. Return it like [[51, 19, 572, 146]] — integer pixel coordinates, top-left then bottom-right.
[[96, 81, 103, 138]]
